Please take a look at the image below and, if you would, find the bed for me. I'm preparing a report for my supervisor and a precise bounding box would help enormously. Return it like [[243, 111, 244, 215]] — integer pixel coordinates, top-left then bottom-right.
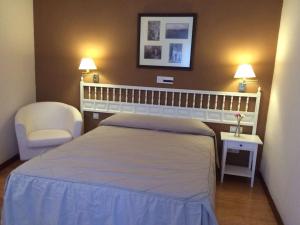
[[3, 114, 218, 225], [3, 82, 262, 225]]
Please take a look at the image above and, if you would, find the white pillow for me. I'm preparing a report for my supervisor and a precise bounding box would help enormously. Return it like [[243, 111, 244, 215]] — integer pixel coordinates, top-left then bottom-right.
[[100, 113, 215, 136]]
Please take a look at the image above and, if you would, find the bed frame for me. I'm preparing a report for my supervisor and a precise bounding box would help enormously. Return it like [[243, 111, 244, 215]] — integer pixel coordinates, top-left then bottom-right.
[[80, 81, 261, 134]]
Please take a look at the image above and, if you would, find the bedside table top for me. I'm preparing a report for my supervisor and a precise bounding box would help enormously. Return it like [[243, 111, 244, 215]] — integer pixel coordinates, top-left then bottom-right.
[[221, 132, 263, 145]]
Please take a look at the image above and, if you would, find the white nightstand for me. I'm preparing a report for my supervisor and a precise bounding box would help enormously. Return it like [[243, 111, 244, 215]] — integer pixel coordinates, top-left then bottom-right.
[[220, 132, 263, 187]]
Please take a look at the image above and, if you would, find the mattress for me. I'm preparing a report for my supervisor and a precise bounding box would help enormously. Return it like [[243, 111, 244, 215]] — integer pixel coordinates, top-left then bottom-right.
[[2, 125, 218, 225]]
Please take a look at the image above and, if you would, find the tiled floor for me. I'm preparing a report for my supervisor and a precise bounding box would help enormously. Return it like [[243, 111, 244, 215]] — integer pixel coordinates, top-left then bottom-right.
[[0, 160, 279, 225]]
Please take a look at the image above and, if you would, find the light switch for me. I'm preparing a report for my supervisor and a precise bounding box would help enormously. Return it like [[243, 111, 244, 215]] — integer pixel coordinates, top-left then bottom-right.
[[230, 126, 243, 133], [93, 113, 99, 120], [157, 76, 174, 84]]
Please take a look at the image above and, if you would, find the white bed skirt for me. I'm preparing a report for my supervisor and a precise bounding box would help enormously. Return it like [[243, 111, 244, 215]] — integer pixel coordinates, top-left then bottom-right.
[[2, 173, 218, 225]]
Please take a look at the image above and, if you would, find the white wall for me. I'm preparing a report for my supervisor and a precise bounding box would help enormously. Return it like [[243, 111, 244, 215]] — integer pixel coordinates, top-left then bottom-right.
[[260, 0, 300, 224], [0, 0, 36, 163]]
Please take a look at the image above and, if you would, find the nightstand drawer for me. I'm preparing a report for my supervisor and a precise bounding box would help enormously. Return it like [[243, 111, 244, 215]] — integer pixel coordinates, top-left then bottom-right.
[[227, 141, 257, 151]]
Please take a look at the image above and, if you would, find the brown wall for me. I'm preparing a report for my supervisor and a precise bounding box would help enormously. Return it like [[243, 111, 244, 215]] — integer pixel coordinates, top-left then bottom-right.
[[33, 0, 282, 166]]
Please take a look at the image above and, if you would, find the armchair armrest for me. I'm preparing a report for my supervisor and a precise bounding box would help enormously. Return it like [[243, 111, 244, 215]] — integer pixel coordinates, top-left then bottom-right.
[[15, 122, 29, 149], [66, 107, 83, 138], [15, 109, 31, 136]]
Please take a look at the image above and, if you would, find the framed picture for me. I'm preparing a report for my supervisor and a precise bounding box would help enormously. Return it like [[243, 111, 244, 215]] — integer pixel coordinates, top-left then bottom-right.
[[137, 13, 197, 70]]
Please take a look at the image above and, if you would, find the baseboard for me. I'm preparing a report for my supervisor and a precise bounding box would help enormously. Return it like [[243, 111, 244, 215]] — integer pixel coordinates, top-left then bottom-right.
[[0, 154, 19, 170], [258, 172, 284, 225]]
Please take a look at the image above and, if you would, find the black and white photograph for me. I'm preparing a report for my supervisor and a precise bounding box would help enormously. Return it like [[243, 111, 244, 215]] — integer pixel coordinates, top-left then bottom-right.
[[138, 14, 196, 69], [169, 43, 183, 63], [147, 21, 160, 41], [144, 45, 162, 59], [166, 23, 189, 39]]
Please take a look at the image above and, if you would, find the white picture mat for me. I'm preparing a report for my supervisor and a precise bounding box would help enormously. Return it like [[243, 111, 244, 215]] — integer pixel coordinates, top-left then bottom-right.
[[139, 16, 194, 68]]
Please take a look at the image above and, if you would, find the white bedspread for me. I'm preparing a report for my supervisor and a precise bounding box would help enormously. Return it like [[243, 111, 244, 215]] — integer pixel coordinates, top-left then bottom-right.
[[2, 126, 218, 225]]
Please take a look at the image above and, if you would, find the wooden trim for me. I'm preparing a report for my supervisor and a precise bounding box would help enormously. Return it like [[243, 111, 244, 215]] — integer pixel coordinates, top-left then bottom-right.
[[0, 154, 19, 170], [258, 173, 284, 225]]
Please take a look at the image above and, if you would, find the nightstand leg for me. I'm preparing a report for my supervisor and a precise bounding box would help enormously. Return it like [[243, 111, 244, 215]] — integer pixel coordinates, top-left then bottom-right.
[[221, 143, 228, 183], [250, 150, 258, 187], [248, 151, 253, 169]]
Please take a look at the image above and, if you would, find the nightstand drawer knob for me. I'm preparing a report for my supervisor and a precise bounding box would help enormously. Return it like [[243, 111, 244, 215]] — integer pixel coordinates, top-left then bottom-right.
[[240, 144, 243, 147]]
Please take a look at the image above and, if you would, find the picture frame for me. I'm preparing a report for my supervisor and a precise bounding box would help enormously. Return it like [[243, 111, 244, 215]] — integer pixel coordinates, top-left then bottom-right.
[[137, 13, 197, 70]]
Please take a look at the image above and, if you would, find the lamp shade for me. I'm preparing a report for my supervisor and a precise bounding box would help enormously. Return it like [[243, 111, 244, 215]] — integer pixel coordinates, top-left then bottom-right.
[[234, 64, 256, 79], [79, 58, 97, 70]]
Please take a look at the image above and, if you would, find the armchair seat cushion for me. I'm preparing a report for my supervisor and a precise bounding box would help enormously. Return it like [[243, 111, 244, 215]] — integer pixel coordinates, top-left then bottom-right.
[[27, 129, 72, 148]]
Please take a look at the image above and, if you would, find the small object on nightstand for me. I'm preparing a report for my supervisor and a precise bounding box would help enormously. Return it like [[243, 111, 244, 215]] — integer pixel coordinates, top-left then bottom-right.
[[220, 132, 263, 187], [233, 112, 245, 137]]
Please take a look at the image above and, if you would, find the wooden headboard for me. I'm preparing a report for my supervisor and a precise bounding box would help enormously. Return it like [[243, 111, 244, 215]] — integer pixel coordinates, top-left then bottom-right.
[[80, 81, 261, 134]]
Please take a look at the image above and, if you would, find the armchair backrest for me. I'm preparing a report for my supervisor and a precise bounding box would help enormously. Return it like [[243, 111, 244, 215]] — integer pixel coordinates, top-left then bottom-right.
[[15, 102, 81, 133]]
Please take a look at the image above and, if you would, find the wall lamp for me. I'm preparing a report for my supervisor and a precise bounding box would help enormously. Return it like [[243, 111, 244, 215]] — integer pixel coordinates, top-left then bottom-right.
[[79, 57, 99, 82], [234, 64, 256, 92]]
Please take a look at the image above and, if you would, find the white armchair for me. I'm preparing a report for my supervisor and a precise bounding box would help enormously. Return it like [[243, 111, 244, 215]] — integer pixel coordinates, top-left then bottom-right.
[[15, 102, 83, 160]]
